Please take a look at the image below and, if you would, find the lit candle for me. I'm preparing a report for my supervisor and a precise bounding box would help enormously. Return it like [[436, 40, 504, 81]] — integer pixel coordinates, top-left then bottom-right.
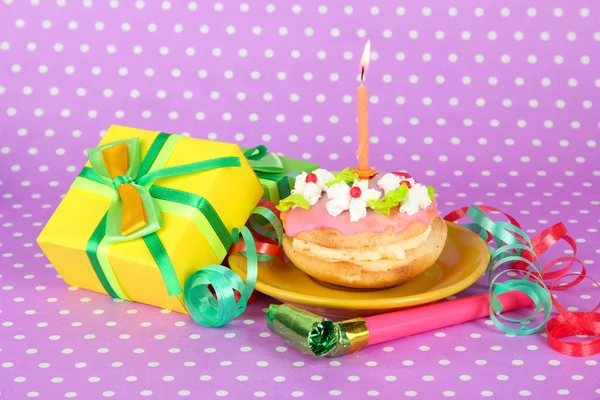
[[355, 40, 377, 179]]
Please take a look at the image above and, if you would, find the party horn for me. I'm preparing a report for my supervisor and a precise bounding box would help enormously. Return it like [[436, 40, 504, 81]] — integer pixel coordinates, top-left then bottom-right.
[[266, 291, 534, 357]]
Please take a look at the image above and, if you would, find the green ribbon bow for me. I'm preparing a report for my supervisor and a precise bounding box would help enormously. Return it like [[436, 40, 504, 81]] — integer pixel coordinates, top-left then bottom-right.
[[88, 139, 162, 243], [243, 146, 291, 202], [244, 145, 285, 174]]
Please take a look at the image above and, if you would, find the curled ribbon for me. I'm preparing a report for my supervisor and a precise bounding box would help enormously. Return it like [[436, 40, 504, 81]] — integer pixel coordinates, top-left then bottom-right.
[[184, 202, 283, 327], [445, 205, 599, 356]]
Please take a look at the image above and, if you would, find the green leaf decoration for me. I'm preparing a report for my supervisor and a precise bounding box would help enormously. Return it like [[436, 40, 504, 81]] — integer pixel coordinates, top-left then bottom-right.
[[386, 184, 409, 204], [326, 168, 357, 187], [276, 194, 311, 212], [427, 185, 436, 201], [367, 198, 392, 215], [367, 185, 409, 215]]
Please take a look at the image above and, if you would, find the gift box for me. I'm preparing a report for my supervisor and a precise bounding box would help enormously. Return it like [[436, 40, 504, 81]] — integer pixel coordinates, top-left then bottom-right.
[[37, 125, 263, 314], [241, 146, 320, 203]]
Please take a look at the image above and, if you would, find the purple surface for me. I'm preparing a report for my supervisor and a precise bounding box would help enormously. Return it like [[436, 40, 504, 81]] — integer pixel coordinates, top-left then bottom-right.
[[1, 0, 599, 399]]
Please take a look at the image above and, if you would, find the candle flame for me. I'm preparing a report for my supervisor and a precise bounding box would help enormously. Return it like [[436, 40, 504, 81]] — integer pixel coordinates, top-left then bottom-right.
[[360, 40, 371, 81]]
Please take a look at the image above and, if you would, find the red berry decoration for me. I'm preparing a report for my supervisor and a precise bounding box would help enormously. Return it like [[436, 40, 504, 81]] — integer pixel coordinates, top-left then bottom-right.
[[350, 186, 362, 198], [305, 173, 318, 183]]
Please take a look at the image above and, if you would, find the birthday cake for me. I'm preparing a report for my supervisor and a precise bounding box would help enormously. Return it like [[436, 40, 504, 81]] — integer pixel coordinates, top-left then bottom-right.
[[277, 169, 447, 289]]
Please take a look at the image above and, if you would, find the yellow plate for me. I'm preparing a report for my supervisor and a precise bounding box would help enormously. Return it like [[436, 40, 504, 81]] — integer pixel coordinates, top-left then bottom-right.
[[229, 221, 489, 318]]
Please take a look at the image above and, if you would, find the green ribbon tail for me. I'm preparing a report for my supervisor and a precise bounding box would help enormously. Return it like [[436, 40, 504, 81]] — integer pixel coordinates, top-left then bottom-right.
[[85, 213, 120, 299], [142, 233, 182, 296]]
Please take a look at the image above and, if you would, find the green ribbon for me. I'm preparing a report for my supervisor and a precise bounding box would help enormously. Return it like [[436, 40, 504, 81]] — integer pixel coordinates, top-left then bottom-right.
[[81, 132, 242, 298], [142, 233, 180, 296], [149, 186, 233, 250], [464, 206, 552, 336], [184, 205, 283, 327], [85, 214, 120, 299], [243, 146, 291, 202]]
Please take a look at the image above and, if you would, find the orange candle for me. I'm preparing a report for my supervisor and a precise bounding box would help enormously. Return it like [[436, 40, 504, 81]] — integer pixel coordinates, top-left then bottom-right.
[[355, 40, 376, 179]]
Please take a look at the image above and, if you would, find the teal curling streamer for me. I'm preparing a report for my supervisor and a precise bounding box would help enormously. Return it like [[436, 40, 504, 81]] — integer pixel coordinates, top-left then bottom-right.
[[464, 206, 553, 335], [246, 207, 284, 262], [184, 206, 283, 327]]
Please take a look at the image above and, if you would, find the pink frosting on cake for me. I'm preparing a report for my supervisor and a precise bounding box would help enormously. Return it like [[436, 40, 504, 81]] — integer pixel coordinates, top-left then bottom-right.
[[282, 191, 439, 237]]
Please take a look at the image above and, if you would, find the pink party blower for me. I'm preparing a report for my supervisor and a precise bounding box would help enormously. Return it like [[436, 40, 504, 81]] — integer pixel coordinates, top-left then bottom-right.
[[266, 291, 534, 357]]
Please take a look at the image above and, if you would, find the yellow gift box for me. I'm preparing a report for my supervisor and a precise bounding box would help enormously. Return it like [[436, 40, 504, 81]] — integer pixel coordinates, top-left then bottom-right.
[[37, 125, 263, 314]]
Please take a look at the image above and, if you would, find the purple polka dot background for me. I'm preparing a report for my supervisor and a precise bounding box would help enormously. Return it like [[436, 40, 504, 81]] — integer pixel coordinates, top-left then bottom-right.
[[1, 0, 599, 399]]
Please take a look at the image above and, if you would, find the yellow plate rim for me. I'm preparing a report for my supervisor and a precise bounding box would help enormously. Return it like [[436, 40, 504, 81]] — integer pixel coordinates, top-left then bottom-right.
[[230, 222, 489, 310]]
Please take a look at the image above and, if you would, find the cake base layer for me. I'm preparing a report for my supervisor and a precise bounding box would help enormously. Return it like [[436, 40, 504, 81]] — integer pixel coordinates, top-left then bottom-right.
[[282, 217, 448, 289]]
